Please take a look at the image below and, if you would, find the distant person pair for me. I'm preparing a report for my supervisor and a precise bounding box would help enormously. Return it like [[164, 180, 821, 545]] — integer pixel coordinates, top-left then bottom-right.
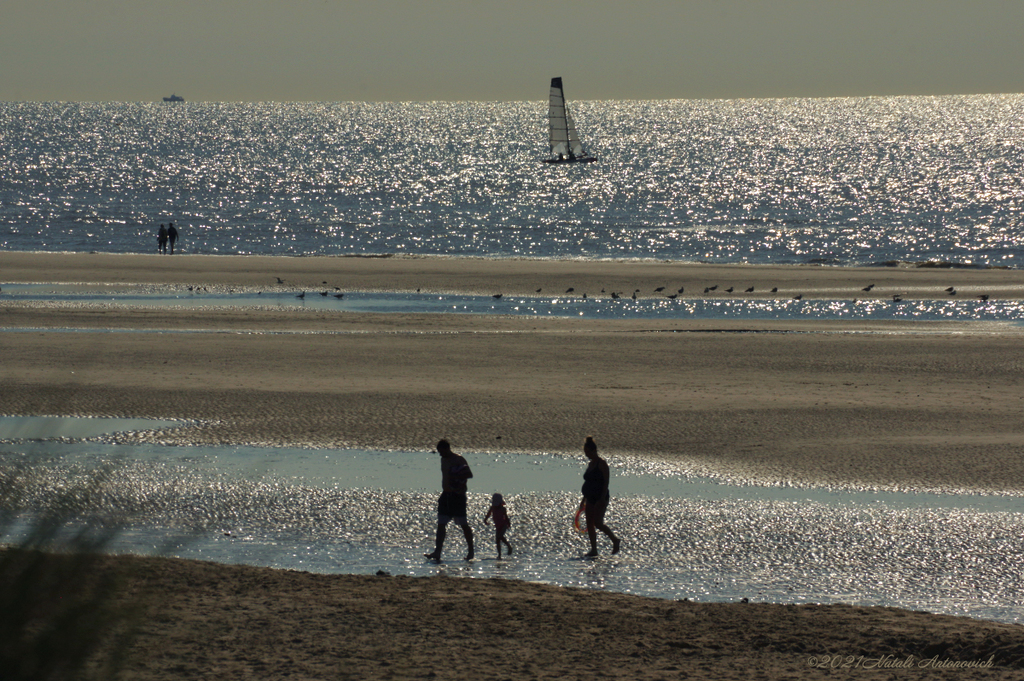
[[157, 222, 179, 254]]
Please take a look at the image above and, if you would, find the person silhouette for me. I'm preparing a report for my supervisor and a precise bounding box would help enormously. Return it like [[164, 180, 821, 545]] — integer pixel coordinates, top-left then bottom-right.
[[167, 222, 178, 254], [579, 436, 621, 557], [483, 492, 513, 559], [157, 224, 168, 254], [424, 439, 475, 561]]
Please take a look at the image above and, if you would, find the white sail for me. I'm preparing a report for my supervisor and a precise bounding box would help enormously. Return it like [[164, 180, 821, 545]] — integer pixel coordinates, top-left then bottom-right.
[[565, 109, 584, 157], [548, 77, 586, 159]]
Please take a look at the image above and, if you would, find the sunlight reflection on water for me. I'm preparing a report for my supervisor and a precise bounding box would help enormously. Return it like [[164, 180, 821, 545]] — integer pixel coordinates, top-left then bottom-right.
[[3, 285, 1024, 323], [6, 98, 1024, 268], [2, 416, 1024, 624]]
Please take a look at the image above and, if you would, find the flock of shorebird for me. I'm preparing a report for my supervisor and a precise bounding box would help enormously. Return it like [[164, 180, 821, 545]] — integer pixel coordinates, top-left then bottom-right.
[[0, 280, 994, 304], [487, 282, 995, 303], [270, 278, 346, 300], [268, 277, 994, 303], [294, 290, 345, 300]]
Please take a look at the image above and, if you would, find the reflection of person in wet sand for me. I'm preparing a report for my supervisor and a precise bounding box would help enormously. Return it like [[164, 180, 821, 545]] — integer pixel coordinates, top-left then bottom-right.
[[424, 439, 475, 561], [580, 436, 621, 557], [483, 492, 513, 559]]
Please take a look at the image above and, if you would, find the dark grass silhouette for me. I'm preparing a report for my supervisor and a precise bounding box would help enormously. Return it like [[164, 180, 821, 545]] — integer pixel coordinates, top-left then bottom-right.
[[0, 464, 146, 681]]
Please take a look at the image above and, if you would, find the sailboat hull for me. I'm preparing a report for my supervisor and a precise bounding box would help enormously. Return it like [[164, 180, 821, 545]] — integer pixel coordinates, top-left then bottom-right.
[[542, 157, 597, 164]]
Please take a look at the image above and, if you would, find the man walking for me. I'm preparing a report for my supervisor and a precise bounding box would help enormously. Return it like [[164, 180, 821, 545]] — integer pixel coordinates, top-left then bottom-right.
[[424, 439, 474, 561]]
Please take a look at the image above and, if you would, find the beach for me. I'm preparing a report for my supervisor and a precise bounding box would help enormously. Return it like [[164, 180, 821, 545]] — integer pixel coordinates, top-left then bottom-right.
[[5, 251, 1024, 678], [18, 551, 1017, 680]]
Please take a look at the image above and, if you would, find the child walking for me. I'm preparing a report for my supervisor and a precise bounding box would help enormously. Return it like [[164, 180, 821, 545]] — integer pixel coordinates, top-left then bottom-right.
[[483, 493, 513, 559]]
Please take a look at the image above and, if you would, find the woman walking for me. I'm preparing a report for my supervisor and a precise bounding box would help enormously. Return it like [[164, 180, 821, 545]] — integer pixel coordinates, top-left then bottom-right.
[[579, 436, 621, 557]]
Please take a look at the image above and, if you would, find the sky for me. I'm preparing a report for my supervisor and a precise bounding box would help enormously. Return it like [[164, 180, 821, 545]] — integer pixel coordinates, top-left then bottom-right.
[[4, 0, 1024, 102]]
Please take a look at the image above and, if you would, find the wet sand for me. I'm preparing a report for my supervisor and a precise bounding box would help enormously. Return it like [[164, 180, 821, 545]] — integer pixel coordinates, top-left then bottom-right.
[[4, 252, 1024, 492], [5, 252, 1024, 679]]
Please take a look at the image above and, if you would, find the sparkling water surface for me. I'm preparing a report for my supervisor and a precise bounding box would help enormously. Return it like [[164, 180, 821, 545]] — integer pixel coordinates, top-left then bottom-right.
[[4, 284, 1024, 324], [3, 97, 1024, 266], [2, 417, 1023, 625]]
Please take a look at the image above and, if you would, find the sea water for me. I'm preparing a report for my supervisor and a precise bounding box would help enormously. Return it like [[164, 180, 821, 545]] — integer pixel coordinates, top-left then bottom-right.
[[2, 417, 1024, 624], [2, 97, 1024, 267]]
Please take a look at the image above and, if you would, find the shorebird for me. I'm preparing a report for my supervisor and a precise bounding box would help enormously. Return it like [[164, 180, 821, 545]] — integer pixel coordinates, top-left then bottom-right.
[[667, 294, 678, 299], [793, 294, 803, 300], [654, 286, 665, 292], [320, 291, 328, 296], [611, 292, 620, 299], [725, 287, 734, 293], [862, 284, 875, 292], [892, 294, 903, 302], [333, 293, 344, 299], [770, 287, 778, 293], [536, 288, 542, 293], [297, 291, 305, 299], [677, 286, 685, 293], [276, 277, 284, 284], [566, 287, 574, 293], [492, 293, 503, 299], [703, 287, 710, 294], [945, 286, 955, 293], [745, 286, 754, 293], [708, 285, 718, 291], [979, 294, 990, 301]]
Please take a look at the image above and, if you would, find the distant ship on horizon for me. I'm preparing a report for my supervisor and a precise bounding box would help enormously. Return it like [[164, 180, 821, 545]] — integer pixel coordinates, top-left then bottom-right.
[[162, 94, 184, 102]]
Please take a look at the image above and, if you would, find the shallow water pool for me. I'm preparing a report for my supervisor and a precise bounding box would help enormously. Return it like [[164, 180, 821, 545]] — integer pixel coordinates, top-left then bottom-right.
[[4, 283, 1024, 323], [2, 416, 1024, 624]]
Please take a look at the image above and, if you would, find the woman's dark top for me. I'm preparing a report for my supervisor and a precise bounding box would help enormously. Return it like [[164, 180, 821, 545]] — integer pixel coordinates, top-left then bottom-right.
[[581, 461, 606, 504]]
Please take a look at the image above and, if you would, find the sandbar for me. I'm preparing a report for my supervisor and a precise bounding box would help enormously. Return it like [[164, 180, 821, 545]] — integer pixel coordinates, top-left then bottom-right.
[[3, 252, 1024, 492]]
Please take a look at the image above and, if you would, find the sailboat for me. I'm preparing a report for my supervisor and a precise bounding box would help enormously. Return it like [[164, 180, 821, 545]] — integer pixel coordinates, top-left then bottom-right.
[[543, 77, 596, 164]]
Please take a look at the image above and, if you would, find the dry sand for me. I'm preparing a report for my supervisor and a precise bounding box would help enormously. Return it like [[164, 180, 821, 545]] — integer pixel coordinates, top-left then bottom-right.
[[4, 252, 1024, 679]]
